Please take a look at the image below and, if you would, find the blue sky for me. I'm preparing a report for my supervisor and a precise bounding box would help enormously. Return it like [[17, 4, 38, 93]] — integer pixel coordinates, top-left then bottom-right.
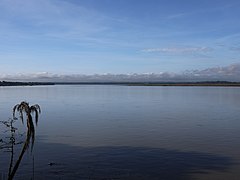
[[0, 0, 240, 76]]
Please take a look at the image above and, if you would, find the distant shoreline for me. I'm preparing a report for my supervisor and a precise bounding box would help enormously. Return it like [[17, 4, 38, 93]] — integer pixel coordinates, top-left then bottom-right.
[[0, 81, 55, 86], [56, 81, 240, 87], [1, 81, 240, 87], [127, 83, 240, 87]]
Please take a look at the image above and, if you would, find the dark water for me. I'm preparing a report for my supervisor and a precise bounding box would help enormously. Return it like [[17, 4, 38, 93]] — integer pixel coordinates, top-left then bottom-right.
[[0, 85, 240, 180]]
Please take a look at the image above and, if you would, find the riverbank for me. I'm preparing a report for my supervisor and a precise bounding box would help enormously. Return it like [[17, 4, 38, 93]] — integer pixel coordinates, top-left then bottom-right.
[[1, 81, 240, 87], [126, 82, 240, 86], [56, 81, 240, 87], [0, 81, 55, 86]]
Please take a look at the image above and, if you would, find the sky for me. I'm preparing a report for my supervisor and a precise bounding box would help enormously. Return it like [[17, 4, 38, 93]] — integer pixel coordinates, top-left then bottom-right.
[[0, 0, 240, 80]]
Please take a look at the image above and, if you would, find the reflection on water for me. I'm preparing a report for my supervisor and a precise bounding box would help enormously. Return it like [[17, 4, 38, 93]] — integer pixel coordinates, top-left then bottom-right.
[[1, 85, 240, 179], [29, 142, 236, 180], [0, 135, 235, 180]]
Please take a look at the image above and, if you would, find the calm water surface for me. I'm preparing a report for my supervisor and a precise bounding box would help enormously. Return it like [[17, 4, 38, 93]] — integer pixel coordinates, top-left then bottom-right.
[[0, 85, 240, 179]]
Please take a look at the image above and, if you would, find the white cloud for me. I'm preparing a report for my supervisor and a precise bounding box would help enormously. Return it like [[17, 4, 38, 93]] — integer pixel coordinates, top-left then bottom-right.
[[166, 13, 186, 19], [142, 47, 212, 54], [1, 64, 240, 82], [230, 47, 240, 52], [189, 63, 240, 77]]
